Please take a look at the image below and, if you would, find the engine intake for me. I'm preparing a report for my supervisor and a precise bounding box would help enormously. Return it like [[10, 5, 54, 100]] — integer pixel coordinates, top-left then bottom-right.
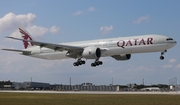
[[82, 47, 101, 59]]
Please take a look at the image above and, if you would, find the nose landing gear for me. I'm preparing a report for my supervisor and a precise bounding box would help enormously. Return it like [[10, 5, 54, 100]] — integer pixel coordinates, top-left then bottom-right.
[[160, 50, 167, 60]]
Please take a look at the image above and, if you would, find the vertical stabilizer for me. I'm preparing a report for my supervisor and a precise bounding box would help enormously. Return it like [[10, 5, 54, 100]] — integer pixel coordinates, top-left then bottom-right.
[[18, 26, 34, 49]]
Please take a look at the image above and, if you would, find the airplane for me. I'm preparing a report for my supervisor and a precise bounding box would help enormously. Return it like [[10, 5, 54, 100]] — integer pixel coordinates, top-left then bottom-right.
[[2, 26, 177, 67]]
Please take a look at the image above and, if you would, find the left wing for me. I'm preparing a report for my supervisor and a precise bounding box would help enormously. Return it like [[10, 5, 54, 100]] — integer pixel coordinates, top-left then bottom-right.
[[6, 36, 84, 52]]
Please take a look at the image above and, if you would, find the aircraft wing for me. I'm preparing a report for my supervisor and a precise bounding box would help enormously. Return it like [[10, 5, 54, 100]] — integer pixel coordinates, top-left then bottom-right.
[[6, 36, 84, 52], [2, 48, 31, 55]]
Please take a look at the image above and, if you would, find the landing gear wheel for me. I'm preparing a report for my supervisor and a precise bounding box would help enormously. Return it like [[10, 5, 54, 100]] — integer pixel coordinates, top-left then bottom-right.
[[91, 59, 103, 67], [82, 60, 85, 64], [160, 56, 164, 60], [78, 61, 82, 65], [91, 63, 96, 67], [99, 61, 103, 65], [95, 62, 99, 66], [73, 62, 79, 66], [73, 59, 86, 66]]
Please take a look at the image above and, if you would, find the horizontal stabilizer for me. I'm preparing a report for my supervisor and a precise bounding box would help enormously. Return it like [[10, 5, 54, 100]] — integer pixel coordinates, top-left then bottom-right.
[[6, 36, 23, 41], [2, 48, 31, 55]]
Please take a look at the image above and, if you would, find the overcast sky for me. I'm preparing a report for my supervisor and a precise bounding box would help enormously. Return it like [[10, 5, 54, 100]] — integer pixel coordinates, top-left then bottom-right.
[[0, 0, 180, 85]]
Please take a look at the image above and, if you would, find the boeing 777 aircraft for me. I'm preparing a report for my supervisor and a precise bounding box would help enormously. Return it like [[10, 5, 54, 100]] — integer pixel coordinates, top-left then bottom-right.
[[2, 26, 177, 67]]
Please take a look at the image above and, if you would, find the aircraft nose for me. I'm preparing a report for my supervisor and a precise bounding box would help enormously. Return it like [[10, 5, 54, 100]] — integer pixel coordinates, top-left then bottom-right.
[[173, 40, 177, 47]]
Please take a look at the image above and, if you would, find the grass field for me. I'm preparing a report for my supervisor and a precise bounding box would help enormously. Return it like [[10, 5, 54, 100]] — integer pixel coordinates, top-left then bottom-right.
[[0, 92, 180, 105]]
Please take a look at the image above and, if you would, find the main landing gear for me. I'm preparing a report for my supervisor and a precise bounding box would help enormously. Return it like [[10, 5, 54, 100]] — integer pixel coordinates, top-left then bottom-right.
[[160, 50, 167, 60], [73, 59, 85, 66], [73, 58, 103, 67], [91, 59, 103, 67]]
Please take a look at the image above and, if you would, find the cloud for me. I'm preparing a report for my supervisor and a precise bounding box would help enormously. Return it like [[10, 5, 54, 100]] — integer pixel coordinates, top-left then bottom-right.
[[10, 25, 60, 38], [162, 58, 178, 69], [0, 12, 36, 34], [26, 25, 49, 37], [27, 25, 61, 36], [162, 64, 173, 69], [175, 64, 180, 69], [73, 7, 95, 16], [73, 11, 83, 16], [50, 26, 60, 34], [100, 25, 113, 34], [88, 7, 95, 12], [169, 58, 177, 63], [133, 15, 150, 24], [0, 12, 61, 38], [127, 65, 156, 72]]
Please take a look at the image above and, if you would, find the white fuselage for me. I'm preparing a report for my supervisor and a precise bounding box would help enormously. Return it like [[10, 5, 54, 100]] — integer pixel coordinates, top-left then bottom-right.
[[25, 34, 176, 60]]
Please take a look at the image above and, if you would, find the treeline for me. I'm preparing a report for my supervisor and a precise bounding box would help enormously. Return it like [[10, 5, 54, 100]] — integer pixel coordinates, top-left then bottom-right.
[[0, 80, 12, 85]]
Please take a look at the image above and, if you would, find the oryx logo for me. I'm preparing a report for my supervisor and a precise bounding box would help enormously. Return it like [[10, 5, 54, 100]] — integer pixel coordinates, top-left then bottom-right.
[[89, 51, 91, 55], [19, 28, 33, 49]]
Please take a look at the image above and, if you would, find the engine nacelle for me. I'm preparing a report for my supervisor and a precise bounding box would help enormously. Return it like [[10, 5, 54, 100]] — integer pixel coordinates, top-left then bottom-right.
[[112, 54, 131, 60], [82, 47, 101, 59]]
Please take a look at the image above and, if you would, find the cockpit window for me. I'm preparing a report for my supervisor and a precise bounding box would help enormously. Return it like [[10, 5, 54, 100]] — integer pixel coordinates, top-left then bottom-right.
[[166, 38, 173, 41]]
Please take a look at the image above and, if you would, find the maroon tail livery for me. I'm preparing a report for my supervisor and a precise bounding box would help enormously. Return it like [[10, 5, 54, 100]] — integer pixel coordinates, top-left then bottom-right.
[[18, 26, 34, 49]]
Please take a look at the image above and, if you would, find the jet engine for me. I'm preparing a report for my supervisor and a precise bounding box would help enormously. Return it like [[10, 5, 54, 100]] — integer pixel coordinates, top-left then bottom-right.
[[112, 54, 131, 60], [82, 47, 101, 59]]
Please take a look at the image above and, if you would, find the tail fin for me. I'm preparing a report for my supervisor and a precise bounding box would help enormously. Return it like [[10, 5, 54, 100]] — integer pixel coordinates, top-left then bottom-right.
[[18, 26, 34, 49]]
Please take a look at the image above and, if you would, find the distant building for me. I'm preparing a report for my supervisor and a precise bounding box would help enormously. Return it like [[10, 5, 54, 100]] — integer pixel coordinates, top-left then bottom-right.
[[24, 82, 50, 90], [13, 82, 25, 90], [13, 82, 50, 90], [11, 81, 174, 91]]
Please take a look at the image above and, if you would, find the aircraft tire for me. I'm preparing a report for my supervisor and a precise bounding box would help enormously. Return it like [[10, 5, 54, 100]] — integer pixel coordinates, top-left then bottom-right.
[[73, 62, 79, 66], [82, 60, 85, 64], [91, 63, 96, 67], [99, 61, 103, 65], [160, 56, 164, 60]]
